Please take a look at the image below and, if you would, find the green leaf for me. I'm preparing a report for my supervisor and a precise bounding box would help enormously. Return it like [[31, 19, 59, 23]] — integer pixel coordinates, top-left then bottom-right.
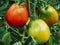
[[36, 38, 40, 44], [0, 41, 5, 45], [0, 0, 9, 11], [47, 36, 54, 45], [0, 11, 6, 16], [13, 41, 22, 45], [0, 26, 8, 39], [2, 32, 11, 45], [0, 0, 9, 16], [57, 31, 60, 38]]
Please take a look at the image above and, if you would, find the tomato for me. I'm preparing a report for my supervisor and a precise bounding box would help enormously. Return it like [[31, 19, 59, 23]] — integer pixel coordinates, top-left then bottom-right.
[[38, 5, 58, 26], [5, 3, 28, 27], [28, 19, 50, 44]]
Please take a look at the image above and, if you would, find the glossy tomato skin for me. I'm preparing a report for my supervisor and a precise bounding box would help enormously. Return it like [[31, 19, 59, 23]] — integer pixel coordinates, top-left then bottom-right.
[[28, 19, 50, 44], [38, 6, 58, 26], [5, 3, 28, 27]]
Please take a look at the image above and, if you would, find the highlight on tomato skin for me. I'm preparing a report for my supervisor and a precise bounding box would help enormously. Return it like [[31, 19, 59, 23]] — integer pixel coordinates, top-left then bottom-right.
[[28, 19, 50, 44], [5, 3, 28, 27], [38, 5, 59, 26]]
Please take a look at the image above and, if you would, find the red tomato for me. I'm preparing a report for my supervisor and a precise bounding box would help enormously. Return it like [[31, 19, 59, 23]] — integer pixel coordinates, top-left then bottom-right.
[[5, 3, 28, 27]]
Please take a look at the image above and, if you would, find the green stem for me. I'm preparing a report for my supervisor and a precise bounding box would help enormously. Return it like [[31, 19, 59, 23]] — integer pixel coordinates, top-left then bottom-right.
[[31, 36, 36, 44], [40, 0, 47, 4], [52, 1, 60, 5], [4, 22, 23, 37], [39, 0, 47, 7], [5, 22, 28, 40], [34, 0, 37, 17], [10, 26, 27, 38], [10, 27, 23, 37], [15, 0, 21, 5], [27, 0, 31, 16]]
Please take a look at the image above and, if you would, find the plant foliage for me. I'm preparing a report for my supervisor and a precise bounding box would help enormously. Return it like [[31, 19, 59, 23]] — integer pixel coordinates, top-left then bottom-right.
[[0, 0, 60, 45]]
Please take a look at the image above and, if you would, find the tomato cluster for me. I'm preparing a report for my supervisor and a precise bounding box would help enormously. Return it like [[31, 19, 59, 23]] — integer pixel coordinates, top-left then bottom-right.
[[5, 3, 58, 44]]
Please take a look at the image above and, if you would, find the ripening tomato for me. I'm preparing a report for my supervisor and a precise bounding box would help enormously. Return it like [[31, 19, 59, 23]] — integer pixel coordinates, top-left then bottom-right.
[[38, 5, 58, 26], [28, 19, 50, 44], [5, 3, 28, 27]]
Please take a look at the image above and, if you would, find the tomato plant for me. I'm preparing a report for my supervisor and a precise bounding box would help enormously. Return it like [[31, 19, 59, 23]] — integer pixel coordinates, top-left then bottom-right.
[[0, 0, 60, 45]]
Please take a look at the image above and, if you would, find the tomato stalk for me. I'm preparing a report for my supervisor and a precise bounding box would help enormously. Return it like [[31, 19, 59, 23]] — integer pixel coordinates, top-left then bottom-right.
[[10, 27, 28, 38], [31, 36, 37, 44], [10, 27, 23, 37], [33, 0, 38, 19], [37, 0, 48, 8], [40, 0, 47, 5], [27, 0, 38, 20], [27, 0, 31, 17], [5, 22, 28, 39], [15, 0, 21, 5]]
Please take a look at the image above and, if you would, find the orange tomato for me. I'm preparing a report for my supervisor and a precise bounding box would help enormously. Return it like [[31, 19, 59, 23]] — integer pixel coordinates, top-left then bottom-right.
[[38, 5, 58, 26]]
